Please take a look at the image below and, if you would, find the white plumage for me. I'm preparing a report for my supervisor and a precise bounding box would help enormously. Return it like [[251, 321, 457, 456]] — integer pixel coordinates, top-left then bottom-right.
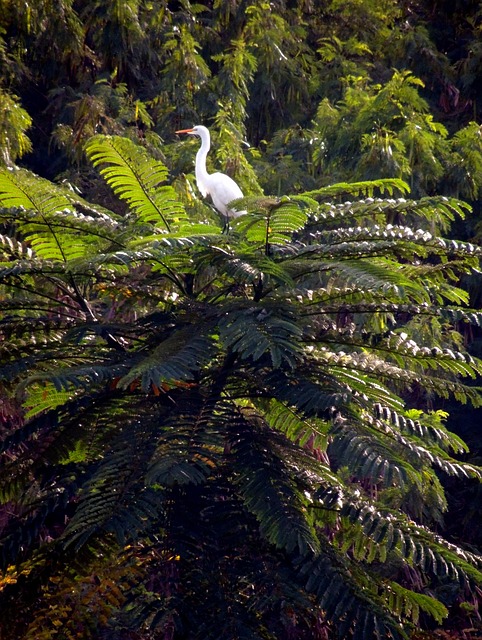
[[176, 125, 246, 219]]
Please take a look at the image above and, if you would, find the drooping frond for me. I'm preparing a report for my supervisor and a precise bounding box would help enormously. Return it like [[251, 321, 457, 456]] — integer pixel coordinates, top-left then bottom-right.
[[308, 196, 471, 233], [259, 397, 329, 449], [61, 418, 163, 549], [0, 199, 120, 262], [297, 546, 407, 640], [117, 326, 218, 391], [227, 405, 320, 556], [145, 391, 225, 487], [218, 303, 303, 368], [381, 581, 448, 626], [323, 488, 482, 585]]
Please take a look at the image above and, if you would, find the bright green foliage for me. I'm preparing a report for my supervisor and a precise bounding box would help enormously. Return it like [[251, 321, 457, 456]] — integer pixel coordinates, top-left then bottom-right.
[[2, 1, 482, 637], [3, 0, 482, 212], [308, 71, 452, 196], [0, 90, 32, 166], [0, 138, 482, 639], [85, 135, 187, 231]]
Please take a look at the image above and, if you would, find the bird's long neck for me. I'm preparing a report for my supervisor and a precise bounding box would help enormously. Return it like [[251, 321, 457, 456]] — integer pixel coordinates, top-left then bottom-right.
[[195, 130, 211, 187]]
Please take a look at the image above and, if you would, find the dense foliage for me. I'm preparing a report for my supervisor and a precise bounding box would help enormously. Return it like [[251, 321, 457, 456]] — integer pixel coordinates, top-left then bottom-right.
[[1, 1, 482, 639], [1, 0, 482, 202], [0, 136, 481, 639]]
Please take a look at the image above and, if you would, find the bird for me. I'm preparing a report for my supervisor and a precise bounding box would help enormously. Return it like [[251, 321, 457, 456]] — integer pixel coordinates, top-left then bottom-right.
[[175, 125, 246, 221]]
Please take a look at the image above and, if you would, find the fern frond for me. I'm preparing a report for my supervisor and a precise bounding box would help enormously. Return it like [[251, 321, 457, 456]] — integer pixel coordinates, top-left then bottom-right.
[[315, 257, 431, 304], [61, 423, 160, 549], [297, 549, 407, 640], [23, 383, 79, 419], [263, 368, 356, 417], [233, 197, 309, 246], [334, 495, 482, 584], [385, 332, 482, 374], [329, 424, 414, 488], [85, 135, 186, 231], [332, 409, 481, 485], [145, 393, 224, 487], [0, 204, 118, 262], [314, 347, 482, 407], [300, 178, 410, 200], [118, 328, 217, 391], [6, 203, 121, 237], [259, 397, 329, 449], [309, 195, 471, 232], [229, 407, 320, 556], [373, 405, 469, 454], [218, 305, 302, 368], [381, 580, 448, 625], [0, 485, 75, 567], [0, 168, 72, 214]]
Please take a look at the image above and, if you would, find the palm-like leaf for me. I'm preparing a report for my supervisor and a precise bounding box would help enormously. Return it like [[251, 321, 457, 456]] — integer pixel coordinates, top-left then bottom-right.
[[85, 135, 187, 231]]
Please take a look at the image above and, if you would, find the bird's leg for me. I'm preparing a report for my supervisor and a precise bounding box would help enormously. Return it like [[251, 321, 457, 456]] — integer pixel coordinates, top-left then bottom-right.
[[222, 216, 231, 234]]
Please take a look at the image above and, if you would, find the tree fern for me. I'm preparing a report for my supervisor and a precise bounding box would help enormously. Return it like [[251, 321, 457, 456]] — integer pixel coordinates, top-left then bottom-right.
[[1, 140, 482, 639]]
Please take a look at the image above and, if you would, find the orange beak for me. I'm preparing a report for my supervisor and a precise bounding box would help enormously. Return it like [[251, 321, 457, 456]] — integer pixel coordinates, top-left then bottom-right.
[[175, 128, 195, 134]]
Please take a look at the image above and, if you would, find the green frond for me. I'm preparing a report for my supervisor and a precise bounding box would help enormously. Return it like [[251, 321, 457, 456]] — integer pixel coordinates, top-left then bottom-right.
[[85, 135, 186, 231], [317, 257, 432, 303], [118, 328, 217, 391], [319, 357, 409, 411], [197, 245, 264, 284], [331, 402, 481, 486], [314, 347, 482, 408], [440, 305, 482, 327], [297, 550, 406, 640], [310, 196, 472, 233], [194, 244, 294, 288], [0, 168, 72, 214], [130, 222, 223, 247], [145, 395, 224, 487], [229, 409, 320, 556], [218, 305, 302, 368], [19, 359, 131, 415], [0, 203, 118, 262], [258, 398, 329, 449], [2, 137, 482, 640], [329, 489, 482, 583], [300, 178, 410, 200], [61, 423, 161, 549], [329, 423, 414, 487], [263, 369, 354, 417], [374, 405, 469, 454], [8, 203, 121, 238], [385, 332, 482, 375], [318, 222, 480, 260], [0, 259, 65, 282], [382, 581, 448, 626], [233, 197, 308, 246], [23, 383, 79, 419]]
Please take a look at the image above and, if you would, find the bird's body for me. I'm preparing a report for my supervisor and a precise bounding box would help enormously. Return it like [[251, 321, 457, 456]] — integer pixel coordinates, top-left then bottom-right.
[[176, 125, 246, 219]]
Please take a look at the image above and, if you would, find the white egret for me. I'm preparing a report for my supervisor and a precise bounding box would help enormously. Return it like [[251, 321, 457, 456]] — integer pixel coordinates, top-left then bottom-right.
[[175, 125, 246, 220]]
